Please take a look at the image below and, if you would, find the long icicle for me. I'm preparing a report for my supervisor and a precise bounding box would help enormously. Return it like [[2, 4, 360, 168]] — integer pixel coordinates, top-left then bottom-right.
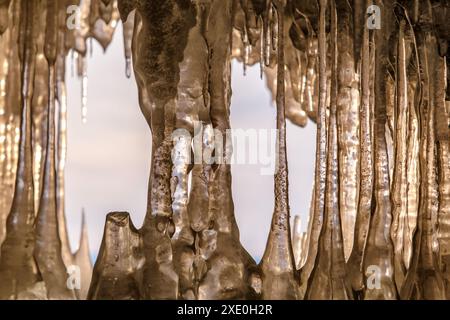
[[34, 0, 75, 300], [391, 19, 409, 292], [362, 0, 397, 300], [0, 0, 40, 299], [300, 0, 328, 299], [306, 0, 350, 300], [259, 0, 299, 300], [346, 0, 373, 297]]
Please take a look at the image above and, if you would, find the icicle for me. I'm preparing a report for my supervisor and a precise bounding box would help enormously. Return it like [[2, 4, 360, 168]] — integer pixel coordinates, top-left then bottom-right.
[[347, 0, 373, 295], [303, 38, 318, 121], [56, 44, 73, 269], [242, 26, 249, 76], [259, 16, 264, 79], [437, 57, 450, 297], [402, 26, 446, 299], [34, 0, 75, 300], [199, 0, 256, 300], [81, 56, 88, 124], [259, 1, 299, 300], [306, 0, 351, 300], [31, 8, 49, 217], [0, 10, 11, 247], [122, 8, 134, 79], [264, 4, 271, 66], [335, 0, 359, 261], [270, 4, 277, 53], [0, 0, 20, 254], [404, 68, 419, 270], [0, 0, 41, 299], [300, 0, 328, 299], [391, 19, 410, 292], [362, 0, 397, 300]]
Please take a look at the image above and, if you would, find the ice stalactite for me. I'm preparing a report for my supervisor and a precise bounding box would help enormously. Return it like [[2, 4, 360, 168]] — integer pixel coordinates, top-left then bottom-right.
[[197, 0, 256, 300], [0, 0, 41, 299], [303, 38, 318, 122], [0, 0, 105, 300], [335, 0, 359, 262], [31, 9, 49, 216], [34, 0, 75, 300], [125, 0, 194, 300], [0, 1, 11, 248], [437, 59, 450, 297], [306, 0, 350, 299], [122, 9, 134, 79], [259, 0, 299, 300], [362, 0, 397, 300], [0, 0, 21, 250], [391, 19, 410, 292], [404, 57, 419, 271], [56, 29, 73, 270], [299, 0, 328, 299], [80, 55, 88, 124], [435, 57, 450, 298], [346, 0, 373, 296], [401, 15, 446, 299], [111, 0, 257, 300]]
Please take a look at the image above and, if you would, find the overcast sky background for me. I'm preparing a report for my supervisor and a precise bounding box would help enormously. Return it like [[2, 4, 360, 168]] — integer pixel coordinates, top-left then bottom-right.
[[65, 24, 316, 262]]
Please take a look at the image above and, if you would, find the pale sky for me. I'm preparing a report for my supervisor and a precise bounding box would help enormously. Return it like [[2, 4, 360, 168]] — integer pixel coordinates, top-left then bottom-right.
[[65, 24, 315, 262]]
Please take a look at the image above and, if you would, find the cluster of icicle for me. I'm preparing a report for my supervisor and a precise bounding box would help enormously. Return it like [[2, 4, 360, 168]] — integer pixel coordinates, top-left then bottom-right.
[[1, 0, 450, 301], [0, 0, 121, 299]]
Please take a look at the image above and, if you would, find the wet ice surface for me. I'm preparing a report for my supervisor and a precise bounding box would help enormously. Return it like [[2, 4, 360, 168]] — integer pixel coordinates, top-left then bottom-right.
[[64, 34, 315, 269]]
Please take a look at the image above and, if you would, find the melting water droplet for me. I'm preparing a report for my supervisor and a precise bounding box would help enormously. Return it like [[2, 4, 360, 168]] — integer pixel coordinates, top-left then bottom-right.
[[125, 57, 132, 78]]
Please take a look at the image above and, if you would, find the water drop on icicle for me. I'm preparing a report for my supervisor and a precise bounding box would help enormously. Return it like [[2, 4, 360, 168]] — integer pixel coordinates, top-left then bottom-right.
[[125, 57, 132, 78]]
